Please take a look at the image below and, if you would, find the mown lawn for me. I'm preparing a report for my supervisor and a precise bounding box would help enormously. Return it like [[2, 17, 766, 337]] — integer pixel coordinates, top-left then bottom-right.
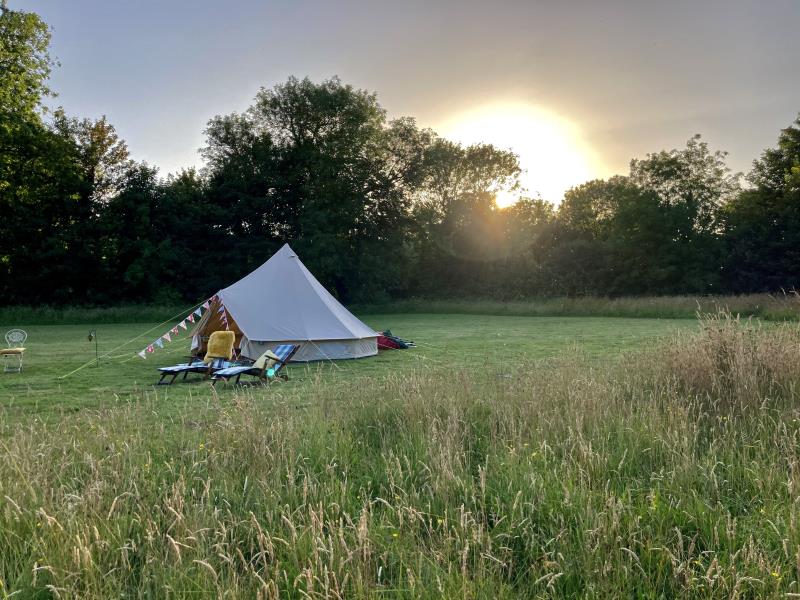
[[0, 314, 694, 419]]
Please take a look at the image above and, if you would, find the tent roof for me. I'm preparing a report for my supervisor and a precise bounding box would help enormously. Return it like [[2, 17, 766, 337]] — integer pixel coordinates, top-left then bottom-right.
[[217, 244, 377, 342]]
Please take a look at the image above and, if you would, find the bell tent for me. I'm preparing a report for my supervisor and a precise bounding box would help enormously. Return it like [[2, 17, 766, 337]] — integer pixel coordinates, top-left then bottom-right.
[[192, 244, 378, 361]]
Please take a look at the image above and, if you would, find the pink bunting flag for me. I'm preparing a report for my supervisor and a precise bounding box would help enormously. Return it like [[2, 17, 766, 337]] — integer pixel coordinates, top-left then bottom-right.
[[179, 321, 187, 330], [202, 301, 210, 310], [171, 327, 179, 335], [147, 345, 154, 353]]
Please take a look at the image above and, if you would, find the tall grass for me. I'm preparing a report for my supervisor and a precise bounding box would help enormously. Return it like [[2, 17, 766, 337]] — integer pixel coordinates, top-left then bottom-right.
[[3, 293, 800, 326], [2, 312, 800, 597], [0, 304, 189, 325], [354, 292, 800, 321]]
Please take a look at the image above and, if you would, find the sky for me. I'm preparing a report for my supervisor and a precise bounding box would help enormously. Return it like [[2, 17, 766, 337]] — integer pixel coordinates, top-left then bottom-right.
[[15, 0, 800, 203]]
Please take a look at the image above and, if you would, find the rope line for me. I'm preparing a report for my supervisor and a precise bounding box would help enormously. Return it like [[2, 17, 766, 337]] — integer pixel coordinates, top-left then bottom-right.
[[58, 300, 207, 379]]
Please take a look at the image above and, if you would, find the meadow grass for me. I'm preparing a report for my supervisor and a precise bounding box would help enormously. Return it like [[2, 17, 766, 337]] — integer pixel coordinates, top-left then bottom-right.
[[2, 292, 800, 325], [353, 292, 800, 321], [2, 313, 800, 597]]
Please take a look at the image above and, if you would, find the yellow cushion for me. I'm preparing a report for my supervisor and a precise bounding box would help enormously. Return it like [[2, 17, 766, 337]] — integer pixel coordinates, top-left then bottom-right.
[[0, 348, 25, 355], [203, 331, 235, 363], [252, 350, 280, 370]]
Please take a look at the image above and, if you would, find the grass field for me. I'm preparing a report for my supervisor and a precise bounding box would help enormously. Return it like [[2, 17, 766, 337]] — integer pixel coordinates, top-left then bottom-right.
[[0, 314, 692, 419], [4, 311, 800, 597]]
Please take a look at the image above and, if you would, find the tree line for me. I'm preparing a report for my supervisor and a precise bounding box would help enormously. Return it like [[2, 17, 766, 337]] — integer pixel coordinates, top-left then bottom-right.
[[1, 9, 799, 306]]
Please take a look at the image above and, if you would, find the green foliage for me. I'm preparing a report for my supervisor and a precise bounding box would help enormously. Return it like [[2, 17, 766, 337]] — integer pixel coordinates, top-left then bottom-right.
[[2, 5, 800, 305], [0, 7, 52, 118], [723, 115, 800, 292]]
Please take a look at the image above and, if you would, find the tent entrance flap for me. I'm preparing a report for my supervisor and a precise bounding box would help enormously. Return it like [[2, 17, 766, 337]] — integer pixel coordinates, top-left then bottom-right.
[[191, 296, 243, 356]]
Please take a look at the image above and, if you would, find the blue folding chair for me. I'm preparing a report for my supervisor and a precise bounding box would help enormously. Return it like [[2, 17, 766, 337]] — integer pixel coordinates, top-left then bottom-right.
[[212, 344, 299, 385]]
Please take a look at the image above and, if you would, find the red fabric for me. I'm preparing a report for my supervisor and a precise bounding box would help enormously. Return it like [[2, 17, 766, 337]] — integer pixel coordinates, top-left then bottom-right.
[[377, 335, 402, 350]]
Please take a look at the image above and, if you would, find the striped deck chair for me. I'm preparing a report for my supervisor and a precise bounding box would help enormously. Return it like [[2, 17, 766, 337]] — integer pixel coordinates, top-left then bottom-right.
[[156, 330, 236, 385], [212, 344, 299, 385], [157, 357, 238, 385]]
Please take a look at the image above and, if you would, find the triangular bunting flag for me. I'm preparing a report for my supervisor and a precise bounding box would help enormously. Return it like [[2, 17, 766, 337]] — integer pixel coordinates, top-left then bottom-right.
[[163, 333, 171, 343], [193, 308, 202, 317], [187, 314, 194, 323], [154, 338, 164, 349], [179, 321, 187, 330], [138, 350, 147, 359], [202, 301, 210, 309], [147, 345, 154, 353], [171, 327, 179, 335]]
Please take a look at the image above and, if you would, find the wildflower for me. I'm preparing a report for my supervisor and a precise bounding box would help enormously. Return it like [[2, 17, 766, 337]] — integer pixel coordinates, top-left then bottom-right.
[[199, 443, 205, 450], [760, 507, 765, 514], [523, 443, 529, 447], [392, 532, 399, 538], [772, 571, 781, 579]]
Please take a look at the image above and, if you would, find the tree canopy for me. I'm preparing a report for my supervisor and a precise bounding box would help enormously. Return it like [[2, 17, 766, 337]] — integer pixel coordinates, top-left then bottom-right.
[[1, 8, 799, 305]]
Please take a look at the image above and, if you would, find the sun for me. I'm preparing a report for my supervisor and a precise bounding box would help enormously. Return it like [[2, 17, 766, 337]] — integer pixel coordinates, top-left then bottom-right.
[[440, 102, 604, 207]]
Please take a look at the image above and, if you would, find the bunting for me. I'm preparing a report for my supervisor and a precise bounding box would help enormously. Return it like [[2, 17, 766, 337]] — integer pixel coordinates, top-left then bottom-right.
[[136, 300, 214, 358], [218, 303, 230, 330]]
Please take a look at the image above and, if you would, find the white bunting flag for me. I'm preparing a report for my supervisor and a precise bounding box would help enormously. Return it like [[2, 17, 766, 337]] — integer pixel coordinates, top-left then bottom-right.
[[179, 321, 187, 330], [138, 350, 146, 359], [193, 308, 202, 317], [163, 332, 171, 343]]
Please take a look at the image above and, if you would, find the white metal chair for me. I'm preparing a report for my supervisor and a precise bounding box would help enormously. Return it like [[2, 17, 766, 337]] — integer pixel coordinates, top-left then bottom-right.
[[2, 329, 27, 373]]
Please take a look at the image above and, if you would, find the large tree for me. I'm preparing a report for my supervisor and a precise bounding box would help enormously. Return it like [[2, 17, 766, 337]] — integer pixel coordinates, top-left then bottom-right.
[[724, 116, 800, 291], [0, 6, 52, 118]]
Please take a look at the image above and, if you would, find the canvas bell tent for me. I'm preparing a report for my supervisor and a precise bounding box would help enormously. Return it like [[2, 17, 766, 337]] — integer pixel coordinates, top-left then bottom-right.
[[192, 244, 378, 362]]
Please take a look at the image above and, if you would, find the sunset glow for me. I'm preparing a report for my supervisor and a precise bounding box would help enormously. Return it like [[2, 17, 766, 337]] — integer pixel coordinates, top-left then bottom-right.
[[441, 103, 604, 207]]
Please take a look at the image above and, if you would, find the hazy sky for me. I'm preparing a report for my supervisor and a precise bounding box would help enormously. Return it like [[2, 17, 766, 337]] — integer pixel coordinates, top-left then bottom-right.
[[16, 0, 800, 201]]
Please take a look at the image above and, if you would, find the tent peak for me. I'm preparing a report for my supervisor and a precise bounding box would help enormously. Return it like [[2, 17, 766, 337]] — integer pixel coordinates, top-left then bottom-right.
[[278, 242, 297, 258]]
